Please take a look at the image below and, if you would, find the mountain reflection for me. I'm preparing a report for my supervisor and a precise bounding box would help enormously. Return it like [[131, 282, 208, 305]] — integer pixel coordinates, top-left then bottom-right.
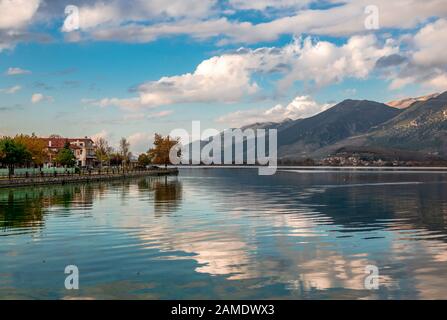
[[2, 169, 447, 299], [185, 169, 447, 239], [144, 169, 447, 298]]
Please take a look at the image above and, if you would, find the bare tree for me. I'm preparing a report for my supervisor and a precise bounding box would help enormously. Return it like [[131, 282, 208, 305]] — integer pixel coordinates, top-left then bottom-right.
[[119, 137, 131, 167], [94, 137, 112, 168]]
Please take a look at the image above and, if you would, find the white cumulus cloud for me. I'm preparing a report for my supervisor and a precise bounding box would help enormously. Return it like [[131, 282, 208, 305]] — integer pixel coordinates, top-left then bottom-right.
[[0, 0, 40, 29], [412, 19, 447, 67], [62, 0, 218, 32], [138, 54, 259, 107], [65, 0, 447, 45], [127, 132, 154, 155], [277, 35, 397, 90], [91, 129, 111, 142], [217, 95, 332, 127], [88, 34, 395, 109], [385, 19, 447, 91]]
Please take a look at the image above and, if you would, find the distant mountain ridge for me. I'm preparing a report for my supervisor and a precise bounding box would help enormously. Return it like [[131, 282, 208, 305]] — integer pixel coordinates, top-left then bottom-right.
[[186, 91, 447, 163], [362, 91, 447, 156], [276, 99, 401, 159], [386, 93, 440, 109]]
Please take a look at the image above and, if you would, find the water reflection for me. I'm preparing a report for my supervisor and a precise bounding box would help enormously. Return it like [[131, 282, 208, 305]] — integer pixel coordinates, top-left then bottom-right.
[[0, 190, 45, 230], [0, 184, 96, 231], [1, 169, 447, 299], [0, 176, 183, 232], [168, 169, 447, 298], [138, 177, 183, 215]]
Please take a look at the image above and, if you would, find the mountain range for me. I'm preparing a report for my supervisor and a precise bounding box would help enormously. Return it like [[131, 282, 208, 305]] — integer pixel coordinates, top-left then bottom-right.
[[189, 91, 447, 164]]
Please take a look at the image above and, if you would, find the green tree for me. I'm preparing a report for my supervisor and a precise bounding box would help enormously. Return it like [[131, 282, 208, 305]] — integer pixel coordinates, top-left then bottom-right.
[[55, 142, 76, 167], [109, 152, 123, 167], [0, 137, 31, 177], [137, 153, 151, 167]]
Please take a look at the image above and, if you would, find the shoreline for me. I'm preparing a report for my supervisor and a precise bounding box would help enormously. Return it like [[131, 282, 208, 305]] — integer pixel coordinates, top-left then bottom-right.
[[174, 165, 447, 170], [0, 168, 179, 189]]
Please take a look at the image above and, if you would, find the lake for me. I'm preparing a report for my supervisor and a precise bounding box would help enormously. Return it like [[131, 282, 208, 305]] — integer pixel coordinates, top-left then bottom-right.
[[1, 168, 447, 299]]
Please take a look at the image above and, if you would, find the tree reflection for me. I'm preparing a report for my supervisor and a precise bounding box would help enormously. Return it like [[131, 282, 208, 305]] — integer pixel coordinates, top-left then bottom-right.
[[154, 177, 182, 216], [138, 176, 183, 216], [0, 190, 45, 230], [0, 184, 95, 231]]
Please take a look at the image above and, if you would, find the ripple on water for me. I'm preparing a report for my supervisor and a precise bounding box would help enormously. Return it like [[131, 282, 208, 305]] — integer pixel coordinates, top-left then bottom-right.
[[1, 170, 447, 299]]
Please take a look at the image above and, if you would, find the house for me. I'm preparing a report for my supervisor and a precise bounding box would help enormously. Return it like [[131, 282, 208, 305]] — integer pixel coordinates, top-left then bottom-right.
[[40, 137, 96, 167]]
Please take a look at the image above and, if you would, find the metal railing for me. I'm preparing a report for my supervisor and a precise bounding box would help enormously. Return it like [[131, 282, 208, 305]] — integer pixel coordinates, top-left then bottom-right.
[[0, 167, 165, 180]]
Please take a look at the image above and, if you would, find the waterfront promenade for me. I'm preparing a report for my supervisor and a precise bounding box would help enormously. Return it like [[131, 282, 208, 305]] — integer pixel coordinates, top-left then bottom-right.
[[0, 168, 178, 189]]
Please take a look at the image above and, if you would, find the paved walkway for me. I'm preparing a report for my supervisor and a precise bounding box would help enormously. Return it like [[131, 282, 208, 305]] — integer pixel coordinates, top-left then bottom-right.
[[0, 168, 178, 188]]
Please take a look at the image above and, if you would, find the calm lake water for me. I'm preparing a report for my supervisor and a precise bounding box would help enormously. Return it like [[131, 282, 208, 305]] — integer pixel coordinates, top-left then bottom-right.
[[1, 168, 447, 299]]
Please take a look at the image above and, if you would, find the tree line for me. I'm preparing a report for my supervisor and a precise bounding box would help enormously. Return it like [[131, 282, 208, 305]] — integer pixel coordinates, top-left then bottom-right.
[[0, 133, 180, 176], [94, 134, 180, 168]]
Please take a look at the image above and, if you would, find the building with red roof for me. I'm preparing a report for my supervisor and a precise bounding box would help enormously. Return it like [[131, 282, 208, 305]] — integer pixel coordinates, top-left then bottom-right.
[[39, 137, 96, 167]]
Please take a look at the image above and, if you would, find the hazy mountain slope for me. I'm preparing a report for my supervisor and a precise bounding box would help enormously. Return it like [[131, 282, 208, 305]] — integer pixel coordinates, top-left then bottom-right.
[[184, 92, 447, 163], [240, 118, 296, 132], [365, 91, 447, 156], [386, 93, 439, 109], [318, 91, 447, 159], [277, 100, 401, 158]]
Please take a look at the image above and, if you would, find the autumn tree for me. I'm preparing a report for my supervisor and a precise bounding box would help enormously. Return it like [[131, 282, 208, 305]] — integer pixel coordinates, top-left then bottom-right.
[[55, 141, 76, 167], [14, 134, 48, 168], [0, 137, 31, 177], [148, 134, 181, 168]]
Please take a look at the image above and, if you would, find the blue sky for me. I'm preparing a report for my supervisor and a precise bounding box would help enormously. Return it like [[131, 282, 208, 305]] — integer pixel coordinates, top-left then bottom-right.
[[0, 0, 446, 153]]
